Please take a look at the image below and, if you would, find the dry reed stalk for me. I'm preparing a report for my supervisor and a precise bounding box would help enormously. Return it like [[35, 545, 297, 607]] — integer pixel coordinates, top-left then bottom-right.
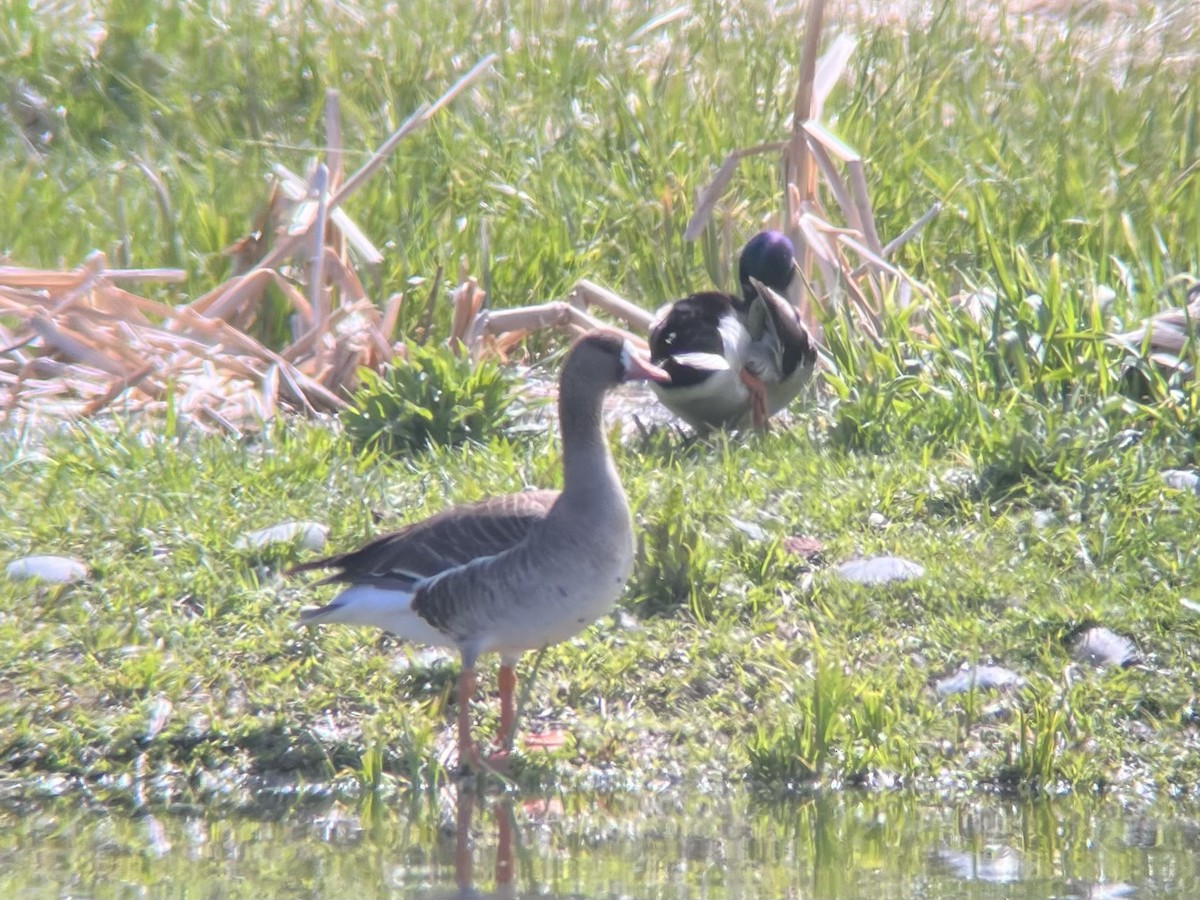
[[477, 302, 646, 351], [102, 268, 187, 284], [320, 338, 368, 394], [569, 280, 656, 333], [449, 278, 487, 350], [1111, 284, 1200, 377], [802, 126, 863, 236], [218, 53, 498, 302], [91, 286, 156, 324], [309, 163, 332, 327], [23, 358, 106, 382], [0, 323, 28, 365], [786, 0, 826, 243], [172, 307, 344, 412], [319, 248, 372, 306], [479, 302, 573, 336], [380, 292, 404, 347], [850, 202, 942, 279], [26, 314, 136, 378], [281, 296, 378, 365], [261, 363, 280, 420], [80, 363, 158, 417], [684, 142, 787, 242], [188, 268, 276, 323], [174, 52, 498, 382], [324, 88, 345, 200], [271, 163, 384, 272], [0, 266, 93, 289], [675, 0, 939, 354]]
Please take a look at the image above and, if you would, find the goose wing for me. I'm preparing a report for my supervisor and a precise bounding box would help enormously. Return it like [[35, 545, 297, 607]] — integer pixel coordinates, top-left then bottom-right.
[[290, 490, 559, 590]]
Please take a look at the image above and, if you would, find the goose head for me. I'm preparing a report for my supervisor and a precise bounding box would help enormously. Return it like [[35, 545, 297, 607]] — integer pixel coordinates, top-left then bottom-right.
[[562, 330, 670, 392]]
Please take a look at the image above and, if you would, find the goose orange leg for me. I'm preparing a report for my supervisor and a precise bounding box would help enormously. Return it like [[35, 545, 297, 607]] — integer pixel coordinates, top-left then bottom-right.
[[458, 667, 480, 770], [497, 663, 517, 751], [739, 369, 769, 429], [454, 784, 475, 890], [474, 663, 516, 773]]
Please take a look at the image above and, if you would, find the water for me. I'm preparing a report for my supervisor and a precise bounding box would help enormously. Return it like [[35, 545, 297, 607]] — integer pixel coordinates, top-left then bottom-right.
[[2, 787, 1197, 899]]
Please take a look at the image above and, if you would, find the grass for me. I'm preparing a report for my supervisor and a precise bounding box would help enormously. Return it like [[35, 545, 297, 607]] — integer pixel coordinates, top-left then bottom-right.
[[2, 407, 1198, 802], [341, 341, 535, 456], [2, 0, 1200, 805]]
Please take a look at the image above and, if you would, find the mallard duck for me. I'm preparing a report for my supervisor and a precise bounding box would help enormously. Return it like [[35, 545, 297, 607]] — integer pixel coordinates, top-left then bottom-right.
[[646, 290, 756, 431], [292, 331, 669, 770], [737, 230, 817, 426], [648, 230, 814, 430]]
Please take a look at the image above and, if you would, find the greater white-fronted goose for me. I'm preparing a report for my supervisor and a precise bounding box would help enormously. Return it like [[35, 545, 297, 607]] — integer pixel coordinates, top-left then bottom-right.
[[647, 230, 815, 430], [292, 331, 668, 771]]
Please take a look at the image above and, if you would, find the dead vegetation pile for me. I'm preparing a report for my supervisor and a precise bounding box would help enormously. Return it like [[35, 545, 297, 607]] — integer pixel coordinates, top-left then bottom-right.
[[0, 57, 498, 435]]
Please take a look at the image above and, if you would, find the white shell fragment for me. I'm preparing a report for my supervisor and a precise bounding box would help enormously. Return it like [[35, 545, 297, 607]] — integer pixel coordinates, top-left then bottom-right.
[[835, 556, 924, 585], [1162, 469, 1200, 494], [1070, 626, 1138, 668], [143, 696, 173, 743], [728, 516, 767, 542], [5, 555, 89, 584], [936, 665, 1024, 696], [236, 521, 329, 552], [1032, 509, 1056, 530]]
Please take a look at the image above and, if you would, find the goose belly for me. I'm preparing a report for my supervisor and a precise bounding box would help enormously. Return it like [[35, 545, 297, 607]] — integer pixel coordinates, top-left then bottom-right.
[[304, 584, 453, 649], [476, 531, 634, 658]]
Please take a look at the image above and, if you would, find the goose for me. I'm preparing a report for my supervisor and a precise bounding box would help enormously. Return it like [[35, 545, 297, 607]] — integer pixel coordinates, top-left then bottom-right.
[[647, 230, 815, 430], [291, 331, 668, 771]]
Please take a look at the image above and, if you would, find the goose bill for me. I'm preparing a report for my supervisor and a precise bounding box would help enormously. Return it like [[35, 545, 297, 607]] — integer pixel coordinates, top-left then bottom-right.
[[621, 346, 671, 383]]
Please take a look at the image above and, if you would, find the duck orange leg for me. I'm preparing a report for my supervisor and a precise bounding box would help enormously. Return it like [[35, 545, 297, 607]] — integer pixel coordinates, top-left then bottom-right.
[[739, 369, 769, 429]]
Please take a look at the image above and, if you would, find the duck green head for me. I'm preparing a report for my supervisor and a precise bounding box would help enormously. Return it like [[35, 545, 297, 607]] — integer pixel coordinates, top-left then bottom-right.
[[738, 230, 796, 300]]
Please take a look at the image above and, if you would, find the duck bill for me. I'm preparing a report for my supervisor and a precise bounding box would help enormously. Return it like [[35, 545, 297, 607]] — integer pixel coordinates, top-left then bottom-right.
[[622, 348, 671, 384]]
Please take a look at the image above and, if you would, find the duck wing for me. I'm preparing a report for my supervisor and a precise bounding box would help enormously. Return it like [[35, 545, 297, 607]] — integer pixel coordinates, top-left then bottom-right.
[[649, 291, 749, 387], [744, 277, 815, 383]]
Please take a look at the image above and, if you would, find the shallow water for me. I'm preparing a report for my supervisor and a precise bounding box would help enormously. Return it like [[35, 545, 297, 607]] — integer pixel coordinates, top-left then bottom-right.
[[2, 787, 1197, 899]]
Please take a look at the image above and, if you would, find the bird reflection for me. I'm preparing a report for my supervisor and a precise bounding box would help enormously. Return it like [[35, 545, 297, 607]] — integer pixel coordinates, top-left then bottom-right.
[[933, 845, 1023, 883], [453, 784, 516, 899]]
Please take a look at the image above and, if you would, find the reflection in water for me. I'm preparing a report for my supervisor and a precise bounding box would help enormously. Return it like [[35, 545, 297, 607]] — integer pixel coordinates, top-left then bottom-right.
[[0, 787, 1197, 898], [934, 845, 1023, 883], [453, 785, 516, 899]]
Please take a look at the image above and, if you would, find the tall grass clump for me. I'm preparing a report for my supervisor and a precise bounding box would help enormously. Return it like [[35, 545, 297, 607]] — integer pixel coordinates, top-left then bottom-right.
[[341, 342, 530, 456], [818, 1, 1200, 467], [746, 661, 851, 786], [629, 481, 720, 620]]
